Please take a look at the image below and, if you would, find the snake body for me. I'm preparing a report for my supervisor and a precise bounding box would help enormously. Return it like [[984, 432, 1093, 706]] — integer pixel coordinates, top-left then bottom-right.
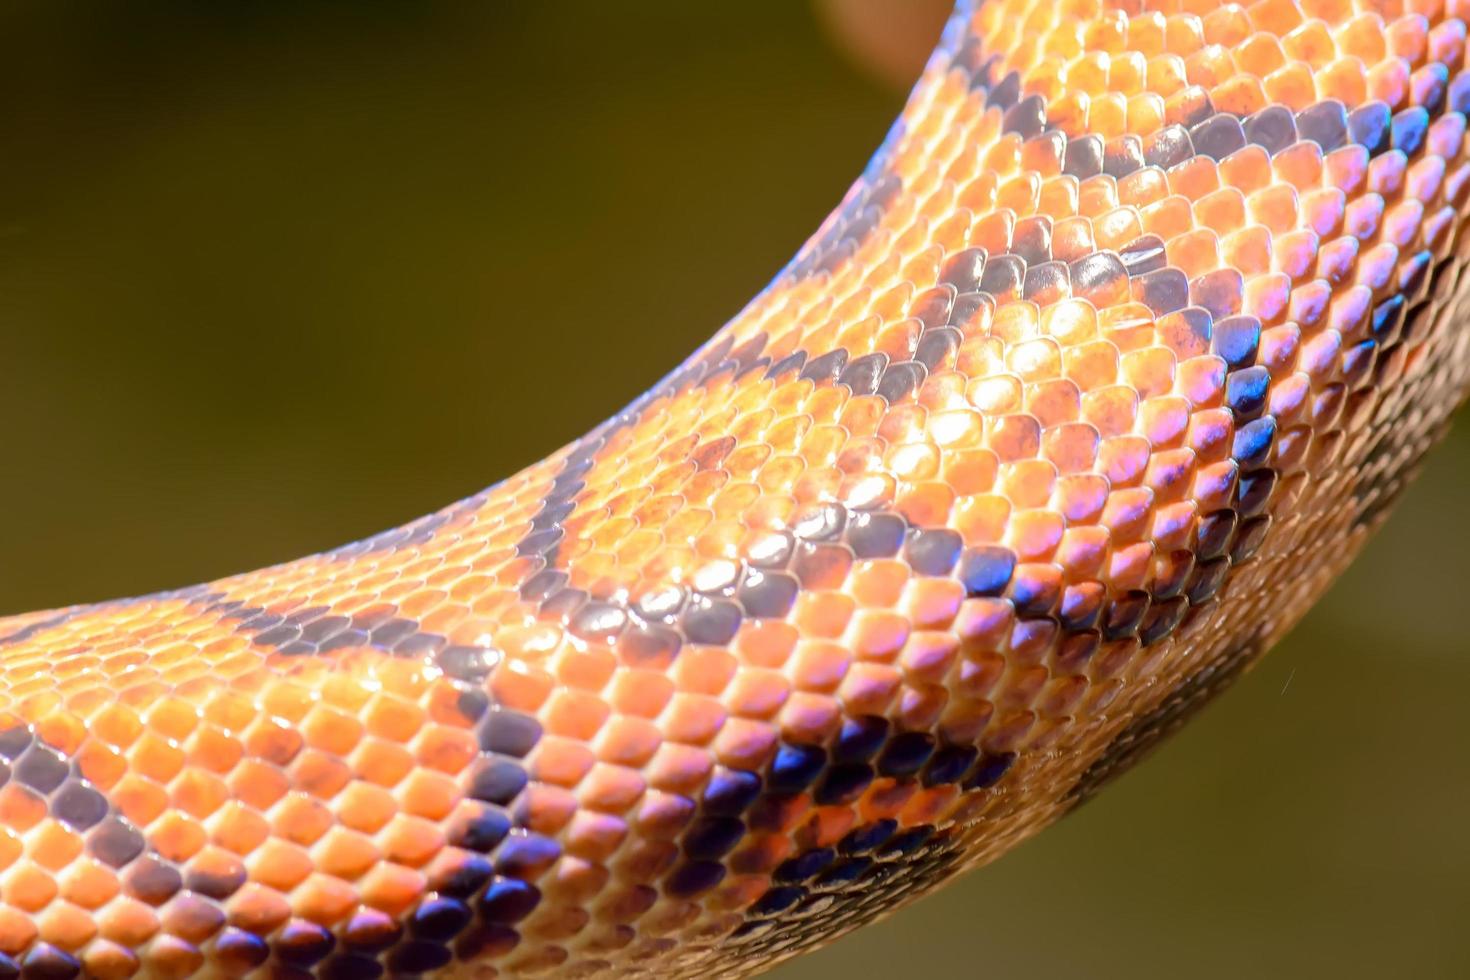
[[2, 1, 1468, 977]]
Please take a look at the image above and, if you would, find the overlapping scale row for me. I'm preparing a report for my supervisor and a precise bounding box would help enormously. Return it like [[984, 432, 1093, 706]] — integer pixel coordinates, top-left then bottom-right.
[[0, 0, 1468, 977]]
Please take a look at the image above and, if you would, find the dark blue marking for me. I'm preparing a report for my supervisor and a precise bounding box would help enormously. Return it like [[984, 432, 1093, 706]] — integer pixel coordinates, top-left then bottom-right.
[[666, 860, 727, 897], [1212, 314, 1261, 369], [840, 819, 898, 855], [775, 848, 837, 884], [833, 717, 888, 764], [477, 877, 540, 924], [876, 732, 935, 778], [1225, 365, 1271, 420], [410, 896, 473, 943], [1232, 417, 1277, 469], [767, 744, 827, 794], [702, 768, 762, 815], [814, 764, 874, 806], [957, 546, 1016, 597]]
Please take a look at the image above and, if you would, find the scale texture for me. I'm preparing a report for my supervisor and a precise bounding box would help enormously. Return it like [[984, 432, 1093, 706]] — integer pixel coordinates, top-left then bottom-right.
[[3, 0, 1470, 977]]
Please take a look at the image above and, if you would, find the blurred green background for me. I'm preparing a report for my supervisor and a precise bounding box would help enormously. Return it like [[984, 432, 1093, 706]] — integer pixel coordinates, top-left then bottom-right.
[[0, 2, 1465, 977]]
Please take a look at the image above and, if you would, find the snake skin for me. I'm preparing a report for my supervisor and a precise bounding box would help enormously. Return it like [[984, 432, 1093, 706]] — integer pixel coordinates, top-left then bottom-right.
[[2, 0, 1469, 977]]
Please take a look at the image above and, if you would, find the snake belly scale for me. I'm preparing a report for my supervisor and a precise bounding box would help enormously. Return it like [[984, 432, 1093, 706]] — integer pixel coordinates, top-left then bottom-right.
[[1, 0, 1468, 977]]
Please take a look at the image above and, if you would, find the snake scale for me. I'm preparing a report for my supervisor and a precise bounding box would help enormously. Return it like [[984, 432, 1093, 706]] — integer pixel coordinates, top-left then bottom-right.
[[1, 0, 1468, 977]]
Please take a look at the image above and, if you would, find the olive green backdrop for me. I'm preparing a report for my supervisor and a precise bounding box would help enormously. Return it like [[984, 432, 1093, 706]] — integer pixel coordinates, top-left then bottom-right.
[[0, 2, 1465, 977]]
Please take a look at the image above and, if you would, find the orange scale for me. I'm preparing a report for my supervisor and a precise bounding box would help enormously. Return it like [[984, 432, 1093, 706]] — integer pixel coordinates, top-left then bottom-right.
[[893, 628, 964, 681], [660, 691, 731, 748], [1222, 224, 1274, 276], [1021, 132, 1067, 178], [896, 481, 958, 526], [1082, 384, 1141, 438], [1122, 347, 1179, 399], [849, 557, 913, 607], [1048, 217, 1096, 264], [1158, 312, 1212, 361], [301, 704, 366, 758], [1241, 273, 1292, 332], [1386, 13, 1431, 63], [1007, 508, 1068, 561], [878, 403, 929, 446], [1187, 457, 1239, 515], [1139, 193, 1196, 241], [128, 733, 186, 786], [970, 374, 1031, 427], [1100, 435, 1155, 489], [957, 338, 1008, 384], [836, 399, 889, 445], [1025, 376, 1081, 426], [995, 301, 1047, 345], [660, 499, 713, 541], [1038, 174, 1082, 220], [952, 493, 1013, 546], [1151, 500, 1201, 553], [210, 797, 272, 856], [1062, 339, 1122, 389], [80, 942, 137, 980], [1008, 337, 1063, 381], [1002, 457, 1062, 511], [723, 666, 792, 721], [1406, 155, 1448, 205], [930, 208, 975, 258], [592, 717, 663, 774], [2, 863, 57, 916], [1194, 183, 1249, 234], [688, 530, 744, 575], [896, 684, 948, 730], [1080, 4, 1125, 49], [73, 742, 126, 794], [0, 834, 19, 875], [1274, 423, 1315, 472], [786, 639, 855, 695], [957, 165, 1001, 214], [1128, 10, 1169, 53], [1055, 524, 1111, 580], [997, 171, 1043, 214], [1078, 174, 1121, 216], [1138, 395, 1193, 447], [147, 808, 211, 865], [643, 741, 716, 803], [835, 662, 903, 717], [943, 448, 1000, 496], [989, 413, 1043, 462], [872, 280, 918, 323], [143, 936, 205, 978], [1038, 302, 1095, 349], [1162, 84, 1214, 130], [94, 776, 159, 835], [887, 441, 942, 482], [1127, 92, 1168, 135], [1101, 319, 1154, 359], [1186, 44, 1240, 90], [1091, 93, 1135, 140], [0, 910, 36, 963], [1042, 422, 1103, 475], [1428, 17, 1467, 62], [1318, 55, 1373, 105], [1103, 535, 1157, 590], [1195, 2, 1246, 44], [1144, 445, 1199, 498]]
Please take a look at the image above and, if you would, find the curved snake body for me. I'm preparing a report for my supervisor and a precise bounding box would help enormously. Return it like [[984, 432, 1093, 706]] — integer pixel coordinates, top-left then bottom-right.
[[1, 0, 1468, 976]]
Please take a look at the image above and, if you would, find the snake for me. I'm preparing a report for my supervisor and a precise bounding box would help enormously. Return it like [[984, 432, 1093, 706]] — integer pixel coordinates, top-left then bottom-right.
[[1, 0, 1467, 977]]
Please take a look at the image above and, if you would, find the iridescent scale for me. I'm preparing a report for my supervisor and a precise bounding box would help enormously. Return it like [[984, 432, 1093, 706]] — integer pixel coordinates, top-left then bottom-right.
[[0, 0, 1468, 977]]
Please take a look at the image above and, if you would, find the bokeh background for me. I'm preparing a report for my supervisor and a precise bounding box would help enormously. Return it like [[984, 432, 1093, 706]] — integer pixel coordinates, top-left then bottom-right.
[[0, 1, 1466, 977]]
